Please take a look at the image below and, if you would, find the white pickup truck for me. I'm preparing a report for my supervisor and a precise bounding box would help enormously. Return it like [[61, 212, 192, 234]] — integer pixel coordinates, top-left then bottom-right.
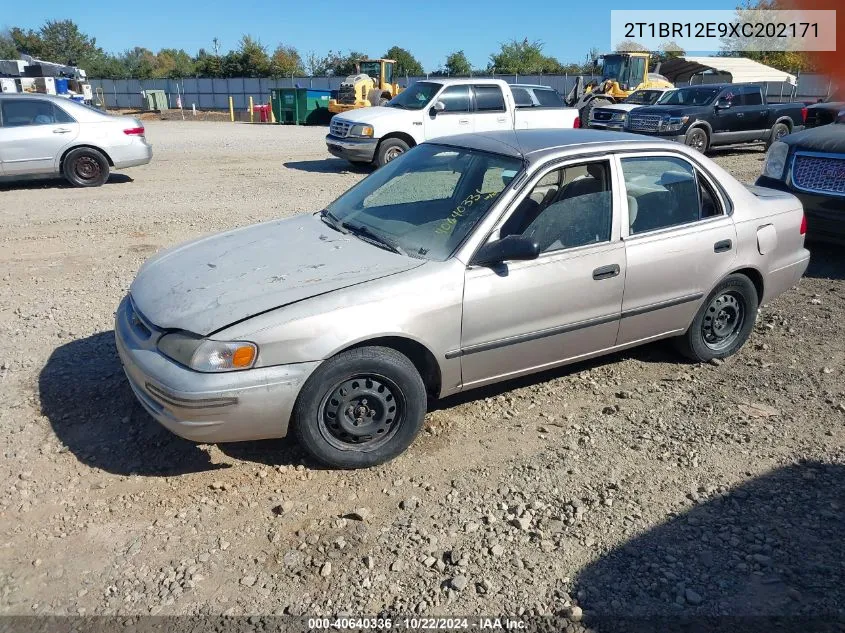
[[326, 78, 580, 167]]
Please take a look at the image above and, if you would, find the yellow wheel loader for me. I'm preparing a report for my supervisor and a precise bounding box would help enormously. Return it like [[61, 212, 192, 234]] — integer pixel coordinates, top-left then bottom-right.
[[566, 52, 674, 128], [328, 59, 404, 113]]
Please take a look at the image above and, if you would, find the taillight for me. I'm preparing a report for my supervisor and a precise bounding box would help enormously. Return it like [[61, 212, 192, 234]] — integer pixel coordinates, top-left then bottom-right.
[[800, 212, 807, 235], [123, 127, 145, 136], [801, 107, 807, 123], [573, 116, 581, 129]]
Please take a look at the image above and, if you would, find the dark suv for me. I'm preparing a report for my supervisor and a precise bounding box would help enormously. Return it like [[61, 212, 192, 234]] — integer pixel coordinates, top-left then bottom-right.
[[624, 83, 806, 152]]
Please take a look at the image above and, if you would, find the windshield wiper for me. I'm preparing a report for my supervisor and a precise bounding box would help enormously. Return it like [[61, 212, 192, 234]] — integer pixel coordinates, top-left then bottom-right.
[[319, 209, 348, 234], [342, 222, 407, 256]]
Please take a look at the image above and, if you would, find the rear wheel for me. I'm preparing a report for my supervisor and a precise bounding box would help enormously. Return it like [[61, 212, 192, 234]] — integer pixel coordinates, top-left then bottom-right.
[[376, 138, 410, 167], [63, 147, 110, 187], [292, 346, 427, 469], [684, 127, 710, 153], [767, 122, 790, 148], [675, 274, 758, 362]]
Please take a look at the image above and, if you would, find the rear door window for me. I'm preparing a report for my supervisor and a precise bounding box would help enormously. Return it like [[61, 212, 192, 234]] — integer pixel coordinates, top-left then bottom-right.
[[1, 99, 70, 127], [743, 87, 763, 106], [473, 85, 506, 112], [511, 87, 533, 107], [534, 89, 564, 107]]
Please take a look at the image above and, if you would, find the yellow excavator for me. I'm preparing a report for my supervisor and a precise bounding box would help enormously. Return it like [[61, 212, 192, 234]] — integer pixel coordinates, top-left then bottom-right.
[[566, 51, 674, 127], [328, 59, 404, 113]]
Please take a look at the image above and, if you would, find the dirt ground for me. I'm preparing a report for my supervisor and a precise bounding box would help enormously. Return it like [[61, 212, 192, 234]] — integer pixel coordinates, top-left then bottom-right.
[[0, 121, 843, 625]]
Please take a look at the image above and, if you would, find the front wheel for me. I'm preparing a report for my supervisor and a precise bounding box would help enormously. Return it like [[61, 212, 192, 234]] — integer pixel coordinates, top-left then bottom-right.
[[376, 138, 410, 167], [292, 346, 427, 469], [684, 127, 710, 153], [63, 147, 110, 187], [675, 274, 758, 362]]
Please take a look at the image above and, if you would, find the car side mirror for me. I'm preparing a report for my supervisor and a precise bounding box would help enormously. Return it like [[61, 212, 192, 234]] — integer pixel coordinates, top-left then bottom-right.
[[430, 101, 446, 116], [715, 98, 731, 110], [471, 235, 540, 267]]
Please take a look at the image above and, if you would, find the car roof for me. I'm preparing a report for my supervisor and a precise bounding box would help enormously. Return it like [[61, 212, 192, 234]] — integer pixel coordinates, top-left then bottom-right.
[[429, 128, 675, 163], [0, 92, 73, 103], [511, 84, 555, 89], [415, 77, 507, 86]]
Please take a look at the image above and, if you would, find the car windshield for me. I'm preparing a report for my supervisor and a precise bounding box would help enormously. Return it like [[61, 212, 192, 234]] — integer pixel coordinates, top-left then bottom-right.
[[660, 87, 721, 106], [656, 90, 676, 104], [324, 144, 523, 261], [626, 90, 664, 105], [387, 82, 442, 110]]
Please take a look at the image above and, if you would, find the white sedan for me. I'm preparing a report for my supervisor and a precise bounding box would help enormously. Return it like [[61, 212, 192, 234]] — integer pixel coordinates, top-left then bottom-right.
[[0, 93, 152, 187], [589, 88, 675, 130]]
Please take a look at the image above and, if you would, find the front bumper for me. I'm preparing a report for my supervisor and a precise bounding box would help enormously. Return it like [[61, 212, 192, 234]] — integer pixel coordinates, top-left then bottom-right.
[[326, 134, 378, 163], [114, 296, 320, 443], [590, 121, 625, 131], [756, 176, 845, 244]]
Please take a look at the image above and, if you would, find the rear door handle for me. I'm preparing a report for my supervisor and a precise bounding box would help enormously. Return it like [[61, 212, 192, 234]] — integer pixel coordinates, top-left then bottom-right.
[[714, 239, 733, 253], [458, 119, 470, 125], [593, 264, 620, 280], [496, 116, 507, 122], [736, 113, 745, 118], [53, 127, 72, 133]]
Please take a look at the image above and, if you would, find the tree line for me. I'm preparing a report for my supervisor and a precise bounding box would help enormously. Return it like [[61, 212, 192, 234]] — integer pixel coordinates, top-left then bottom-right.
[[0, 13, 816, 81], [0, 21, 618, 80]]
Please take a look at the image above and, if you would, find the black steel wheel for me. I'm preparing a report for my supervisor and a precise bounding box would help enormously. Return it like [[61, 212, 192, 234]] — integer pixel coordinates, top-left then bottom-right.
[[701, 291, 745, 351], [293, 346, 427, 468], [63, 147, 110, 187], [675, 274, 758, 362], [684, 127, 709, 153], [318, 374, 404, 451]]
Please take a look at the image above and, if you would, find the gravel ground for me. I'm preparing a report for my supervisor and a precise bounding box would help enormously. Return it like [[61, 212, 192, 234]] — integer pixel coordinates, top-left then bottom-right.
[[1, 121, 843, 626]]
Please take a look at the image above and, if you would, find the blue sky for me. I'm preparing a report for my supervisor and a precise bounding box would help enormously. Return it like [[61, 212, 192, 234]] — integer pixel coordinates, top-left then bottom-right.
[[7, 0, 737, 72]]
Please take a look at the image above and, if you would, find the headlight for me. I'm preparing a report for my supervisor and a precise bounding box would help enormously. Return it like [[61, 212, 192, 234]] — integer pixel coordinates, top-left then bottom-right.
[[611, 112, 627, 121], [761, 141, 789, 179], [660, 116, 689, 132], [158, 332, 258, 372], [349, 124, 374, 138]]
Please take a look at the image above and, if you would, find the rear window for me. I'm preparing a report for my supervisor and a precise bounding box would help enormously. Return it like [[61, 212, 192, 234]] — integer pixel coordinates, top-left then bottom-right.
[[474, 85, 506, 112], [534, 89, 564, 107]]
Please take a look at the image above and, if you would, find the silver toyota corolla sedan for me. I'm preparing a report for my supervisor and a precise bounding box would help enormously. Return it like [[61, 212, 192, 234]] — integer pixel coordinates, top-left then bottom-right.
[[0, 93, 152, 187], [116, 129, 809, 468]]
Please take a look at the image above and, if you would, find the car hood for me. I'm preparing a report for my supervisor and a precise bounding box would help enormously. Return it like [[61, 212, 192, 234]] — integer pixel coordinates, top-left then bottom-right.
[[130, 214, 425, 335], [599, 103, 642, 113], [332, 106, 417, 127], [781, 123, 845, 153]]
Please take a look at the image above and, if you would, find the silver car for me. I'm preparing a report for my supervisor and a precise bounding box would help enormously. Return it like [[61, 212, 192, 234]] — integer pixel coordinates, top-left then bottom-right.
[[117, 130, 809, 468], [0, 93, 152, 187]]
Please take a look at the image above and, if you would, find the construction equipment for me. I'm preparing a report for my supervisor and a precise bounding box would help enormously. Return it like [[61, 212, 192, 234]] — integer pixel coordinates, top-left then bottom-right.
[[328, 59, 403, 113], [566, 52, 674, 127]]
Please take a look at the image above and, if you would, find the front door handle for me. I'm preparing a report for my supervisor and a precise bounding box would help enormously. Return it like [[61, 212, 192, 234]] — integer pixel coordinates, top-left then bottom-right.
[[714, 239, 733, 253], [53, 127, 72, 133], [496, 116, 507, 122], [593, 264, 620, 280], [736, 112, 745, 118], [458, 119, 470, 125]]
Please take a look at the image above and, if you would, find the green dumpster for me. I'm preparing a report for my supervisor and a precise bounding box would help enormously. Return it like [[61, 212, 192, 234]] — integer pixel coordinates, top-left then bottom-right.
[[271, 88, 332, 125], [143, 89, 169, 111]]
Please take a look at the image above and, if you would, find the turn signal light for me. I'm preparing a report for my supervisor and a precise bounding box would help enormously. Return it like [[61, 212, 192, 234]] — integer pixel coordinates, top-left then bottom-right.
[[232, 345, 257, 368], [800, 213, 807, 235], [123, 127, 145, 136]]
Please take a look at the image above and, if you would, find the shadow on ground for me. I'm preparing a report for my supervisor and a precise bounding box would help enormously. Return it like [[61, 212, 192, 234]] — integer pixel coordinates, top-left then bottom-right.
[[573, 461, 845, 632], [39, 331, 305, 476], [805, 242, 845, 281], [0, 174, 133, 191], [283, 159, 372, 174]]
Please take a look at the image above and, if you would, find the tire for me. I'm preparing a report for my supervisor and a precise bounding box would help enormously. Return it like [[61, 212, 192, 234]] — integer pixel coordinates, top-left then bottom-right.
[[62, 147, 110, 187], [675, 274, 758, 362], [684, 127, 710, 153], [376, 138, 410, 167], [581, 98, 610, 128], [767, 122, 790, 148], [292, 346, 427, 469]]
